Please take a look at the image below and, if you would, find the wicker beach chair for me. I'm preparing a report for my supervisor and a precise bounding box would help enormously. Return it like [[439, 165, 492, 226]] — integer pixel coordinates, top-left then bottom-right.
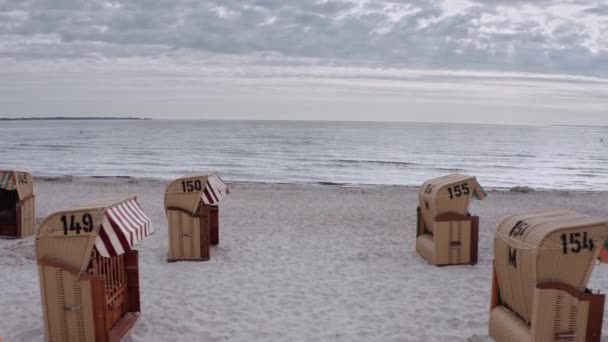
[[164, 172, 229, 262], [0, 170, 35, 238], [489, 209, 608, 342], [416, 174, 486, 266], [36, 195, 153, 342]]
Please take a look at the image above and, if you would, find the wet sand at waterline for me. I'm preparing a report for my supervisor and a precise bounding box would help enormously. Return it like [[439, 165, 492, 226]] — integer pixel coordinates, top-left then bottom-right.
[[2, 177, 608, 341]]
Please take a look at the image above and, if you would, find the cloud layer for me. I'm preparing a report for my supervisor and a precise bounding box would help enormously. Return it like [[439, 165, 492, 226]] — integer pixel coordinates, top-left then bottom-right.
[[1, 0, 607, 123], [2, 58, 607, 125], [0, 0, 607, 76]]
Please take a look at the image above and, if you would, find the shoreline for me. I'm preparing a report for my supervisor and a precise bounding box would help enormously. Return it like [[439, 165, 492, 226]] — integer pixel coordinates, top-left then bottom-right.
[[31, 174, 598, 193]]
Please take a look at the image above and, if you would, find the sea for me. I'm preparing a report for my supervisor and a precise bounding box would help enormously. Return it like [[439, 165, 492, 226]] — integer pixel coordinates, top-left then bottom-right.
[[1, 120, 607, 190]]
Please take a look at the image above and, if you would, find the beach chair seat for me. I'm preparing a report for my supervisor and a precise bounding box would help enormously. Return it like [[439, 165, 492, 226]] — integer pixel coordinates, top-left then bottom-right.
[[489, 306, 531, 342], [490, 282, 605, 341]]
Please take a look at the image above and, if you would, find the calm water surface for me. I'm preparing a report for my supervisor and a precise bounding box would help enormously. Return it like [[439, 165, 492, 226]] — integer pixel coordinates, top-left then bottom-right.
[[1, 120, 607, 190]]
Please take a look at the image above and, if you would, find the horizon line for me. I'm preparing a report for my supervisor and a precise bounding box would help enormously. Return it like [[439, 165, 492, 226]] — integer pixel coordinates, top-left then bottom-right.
[[1, 116, 599, 128]]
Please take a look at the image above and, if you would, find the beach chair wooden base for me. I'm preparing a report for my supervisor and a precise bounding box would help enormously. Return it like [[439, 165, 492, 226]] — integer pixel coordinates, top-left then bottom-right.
[[0, 224, 18, 238], [107, 312, 140, 342], [38, 250, 141, 342], [415, 207, 478, 266], [210, 205, 219, 245], [166, 204, 219, 262], [489, 265, 605, 342]]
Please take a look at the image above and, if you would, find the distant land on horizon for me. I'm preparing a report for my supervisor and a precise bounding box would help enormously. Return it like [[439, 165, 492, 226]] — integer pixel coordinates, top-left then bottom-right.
[[0, 116, 150, 121]]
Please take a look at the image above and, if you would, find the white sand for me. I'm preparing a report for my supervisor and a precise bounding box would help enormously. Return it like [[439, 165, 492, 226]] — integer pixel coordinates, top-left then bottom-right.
[[2, 178, 608, 342]]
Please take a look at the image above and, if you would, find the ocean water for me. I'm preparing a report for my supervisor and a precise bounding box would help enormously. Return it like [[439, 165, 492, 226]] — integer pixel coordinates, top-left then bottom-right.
[[1, 120, 608, 190]]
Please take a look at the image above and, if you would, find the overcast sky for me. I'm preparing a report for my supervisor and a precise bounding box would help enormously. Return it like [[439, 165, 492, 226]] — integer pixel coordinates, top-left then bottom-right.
[[0, 0, 607, 125]]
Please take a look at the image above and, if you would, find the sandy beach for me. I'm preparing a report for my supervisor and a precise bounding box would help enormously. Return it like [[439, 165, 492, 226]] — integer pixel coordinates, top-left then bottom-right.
[[2, 177, 608, 342]]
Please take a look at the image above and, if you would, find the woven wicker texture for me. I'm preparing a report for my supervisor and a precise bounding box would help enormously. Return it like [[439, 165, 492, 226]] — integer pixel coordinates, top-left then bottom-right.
[[36, 195, 139, 274], [531, 286, 590, 342], [494, 209, 608, 324], [415, 234, 435, 263], [416, 220, 474, 265], [490, 286, 597, 342], [419, 174, 476, 234], [435, 220, 472, 264], [489, 306, 532, 342]]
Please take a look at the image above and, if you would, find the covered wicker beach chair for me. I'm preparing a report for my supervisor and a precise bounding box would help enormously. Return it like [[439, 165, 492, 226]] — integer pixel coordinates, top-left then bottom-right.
[[489, 210, 608, 342], [0, 170, 35, 238], [36, 195, 153, 342], [416, 173, 487, 266], [164, 171, 229, 262]]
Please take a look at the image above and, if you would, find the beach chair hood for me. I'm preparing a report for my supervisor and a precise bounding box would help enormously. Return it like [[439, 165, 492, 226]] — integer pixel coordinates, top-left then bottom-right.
[[0, 170, 33, 200], [418, 173, 485, 234], [164, 171, 229, 215], [36, 194, 153, 275], [494, 209, 608, 323]]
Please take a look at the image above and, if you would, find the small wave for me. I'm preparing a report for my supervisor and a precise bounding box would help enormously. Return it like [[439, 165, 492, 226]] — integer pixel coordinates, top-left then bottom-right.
[[316, 181, 348, 185], [335, 159, 418, 167], [5, 120, 608, 191], [91, 175, 133, 179], [434, 167, 462, 172], [36, 175, 74, 182], [575, 173, 602, 178], [476, 152, 536, 158], [44, 144, 77, 149]]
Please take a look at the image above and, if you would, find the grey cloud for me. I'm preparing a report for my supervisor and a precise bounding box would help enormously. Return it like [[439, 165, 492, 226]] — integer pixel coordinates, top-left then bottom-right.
[[469, 0, 564, 4], [584, 5, 608, 15], [0, 0, 606, 76]]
